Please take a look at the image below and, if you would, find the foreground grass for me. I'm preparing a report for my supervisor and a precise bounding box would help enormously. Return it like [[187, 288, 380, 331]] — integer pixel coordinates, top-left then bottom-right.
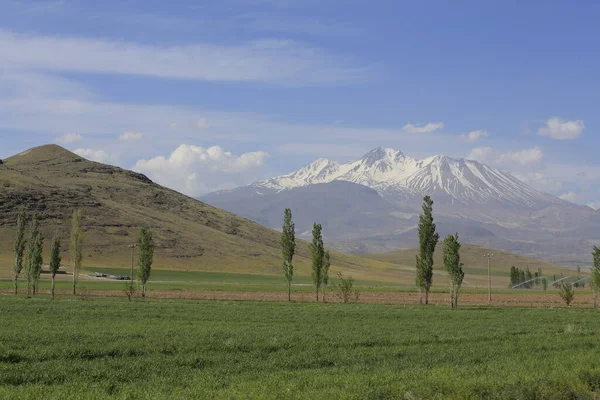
[[1, 297, 600, 399]]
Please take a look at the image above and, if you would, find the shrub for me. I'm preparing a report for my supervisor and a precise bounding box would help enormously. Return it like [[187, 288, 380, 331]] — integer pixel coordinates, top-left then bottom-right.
[[559, 282, 575, 306], [336, 272, 359, 303], [124, 280, 136, 301]]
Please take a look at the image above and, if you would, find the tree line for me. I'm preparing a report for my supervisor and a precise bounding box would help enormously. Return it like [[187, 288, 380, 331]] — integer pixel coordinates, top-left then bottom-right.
[[280, 195, 600, 309], [280, 195, 465, 308], [12, 208, 154, 299], [281, 208, 355, 304], [509, 266, 546, 289]]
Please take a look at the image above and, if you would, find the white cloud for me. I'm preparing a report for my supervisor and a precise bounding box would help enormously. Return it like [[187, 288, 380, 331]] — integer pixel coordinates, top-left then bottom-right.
[[468, 146, 555, 191], [514, 172, 563, 192], [402, 122, 444, 134], [55, 133, 82, 144], [559, 192, 581, 202], [468, 146, 543, 167], [74, 148, 119, 164], [196, 118, 210, 129], [537, 117, 584, 140], [134, 145, 268, 196], [119, 131, 144, 141], [0, 29, 370, 86], [459, 130, 488, 143], [467, 147, 494, 163], [498, 147, 543, 166]]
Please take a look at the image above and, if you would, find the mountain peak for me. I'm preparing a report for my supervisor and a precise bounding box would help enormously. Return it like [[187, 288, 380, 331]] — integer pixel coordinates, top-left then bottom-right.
[[5, 144, 82, 166], [361, 147, 405, 166]]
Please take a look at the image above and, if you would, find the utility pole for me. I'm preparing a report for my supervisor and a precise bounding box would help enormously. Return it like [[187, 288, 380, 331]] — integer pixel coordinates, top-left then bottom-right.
[[485, 253, 494, 303], [129, 243, 138, 282]]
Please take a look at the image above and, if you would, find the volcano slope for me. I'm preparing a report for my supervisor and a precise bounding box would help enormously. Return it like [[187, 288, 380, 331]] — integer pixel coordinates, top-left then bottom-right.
[[0, 145, 394, 282]]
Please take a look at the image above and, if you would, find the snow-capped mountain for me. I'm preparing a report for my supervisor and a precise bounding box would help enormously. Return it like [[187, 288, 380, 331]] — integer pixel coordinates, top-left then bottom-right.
[[201, 147, 599, 265], [258, 147, 557, 207]]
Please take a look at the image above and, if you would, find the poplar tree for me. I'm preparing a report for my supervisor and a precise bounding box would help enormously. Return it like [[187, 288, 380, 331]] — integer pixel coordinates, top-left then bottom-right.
[[13, 208, 27, 295], [415, 196, 439, 304], [310, 223, 324, 302], [26, 215, 43, 297], [49, 234, 61, 299], [281, 208, 296, 301], [138, 227, 154, 297], [70, 209, 83, 295], [591, 246, 600, 308], [443, 233, 464, 309], [322, 250, 331, 303], [509, 266, 517, 287]]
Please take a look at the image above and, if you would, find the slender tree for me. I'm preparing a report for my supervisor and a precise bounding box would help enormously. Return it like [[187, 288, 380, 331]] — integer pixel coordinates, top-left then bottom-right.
[[591, 246, 600, 308], [70, 209, 83, 295], [138, 227, 154, 297], [443, 233, 464, 309], [281, 208, 296, 301], [415, 196, 439, 304], [509, 266, 517, 287], [322, 250, 331, 302], [26, 215, 43, 297], [309, 223, 324, 302], [49, 233, 61, 299], [13, 208, 27, 295]]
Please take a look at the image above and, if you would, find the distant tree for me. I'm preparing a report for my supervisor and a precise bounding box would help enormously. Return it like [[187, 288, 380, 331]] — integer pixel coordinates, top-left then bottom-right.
[[322, 250, 331, 303], [525, 267, 533, 289], [574, 266, 582, 288], [559, 281, 575, 307], [281, 208, 296, 302], [443, 234, 464, 309], [509, 266, 519, 287], [541, 278, 548, 293], [49, 233, 61, 299], [336, 272, 359, 304], [519, 270, 526, 287], [26, 215, 44, 297], [591, 247, 600, 308], [138, 227, 154, 297], [309, 223, 324, 302], [13, 208, 27, 295], [70, 209, 84, 295], [415, 196, 439, 304]]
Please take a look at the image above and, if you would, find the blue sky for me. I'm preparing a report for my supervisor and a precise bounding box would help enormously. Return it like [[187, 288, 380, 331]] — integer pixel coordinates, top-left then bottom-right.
[[0, 0, 598, 206]]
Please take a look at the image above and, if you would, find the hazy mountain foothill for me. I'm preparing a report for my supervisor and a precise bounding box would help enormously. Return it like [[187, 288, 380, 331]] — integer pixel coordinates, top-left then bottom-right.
[[202, 147, 600, 265]]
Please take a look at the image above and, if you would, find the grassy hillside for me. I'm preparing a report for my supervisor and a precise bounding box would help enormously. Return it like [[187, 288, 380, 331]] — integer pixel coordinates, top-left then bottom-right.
[[0, 145, 394, 281], [363, 244, 578, 288]]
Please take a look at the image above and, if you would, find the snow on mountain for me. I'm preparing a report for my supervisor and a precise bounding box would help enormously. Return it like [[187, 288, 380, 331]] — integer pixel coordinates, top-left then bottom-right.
[[258, 147, 557, 207], [201, 147, 599, 264]]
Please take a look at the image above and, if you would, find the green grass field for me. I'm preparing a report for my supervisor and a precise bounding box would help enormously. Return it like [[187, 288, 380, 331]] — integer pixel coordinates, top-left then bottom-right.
[[2, 296, 600, 399]]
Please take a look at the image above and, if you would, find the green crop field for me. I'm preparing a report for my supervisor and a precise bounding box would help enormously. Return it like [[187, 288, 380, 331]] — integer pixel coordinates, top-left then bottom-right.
[[1, 296, 600, 399]]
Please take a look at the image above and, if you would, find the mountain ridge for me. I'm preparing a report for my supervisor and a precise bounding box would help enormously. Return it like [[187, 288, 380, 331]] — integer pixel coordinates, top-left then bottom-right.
[[257, 146, 574, 209], [202, 147, 599, 265]]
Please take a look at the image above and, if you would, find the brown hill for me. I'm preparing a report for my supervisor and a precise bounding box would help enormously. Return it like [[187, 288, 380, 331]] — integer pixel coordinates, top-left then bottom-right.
[[0, 145, 395, 281]]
